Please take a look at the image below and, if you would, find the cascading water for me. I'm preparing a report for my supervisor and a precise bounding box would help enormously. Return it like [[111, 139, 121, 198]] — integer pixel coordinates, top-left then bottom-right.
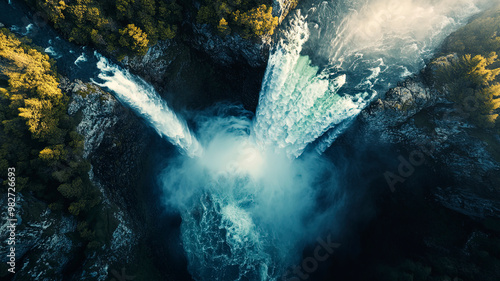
[[93, 53, 202, 158], [255, 0, 491, 158], [1, 0, 495, 278], [162, 1, 492, 280], [82, 0, 494, 280], [253, 12, 371, 158], [160, 106, 338, 280]]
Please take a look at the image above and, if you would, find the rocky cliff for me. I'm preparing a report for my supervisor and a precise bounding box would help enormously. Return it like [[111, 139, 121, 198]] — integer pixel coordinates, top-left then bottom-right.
[[184, 0, 300, 68], [0, 78, 157, 280], [357, 65, 500, 218], [187, 23, 268, 68], [62, 78, 153, 280]]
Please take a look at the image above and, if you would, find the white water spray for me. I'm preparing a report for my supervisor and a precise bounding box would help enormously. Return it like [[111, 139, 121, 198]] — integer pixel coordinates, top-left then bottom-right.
[[74, 52, 87, 66], [255, 0, 493, 158], [93, 53, 202, 157], [85, 0, 495, 280], [160, 105, 341, 281], [254, 12, 371, 158]]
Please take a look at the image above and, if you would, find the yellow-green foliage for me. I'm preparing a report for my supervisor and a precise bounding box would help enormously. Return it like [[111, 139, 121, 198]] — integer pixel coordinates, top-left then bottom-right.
[[38, 0, 67, 24], [442, 5, 500, 56], [217, 18, 231, 36], [0, 31, 65, 141], [233, 4, 278, 38], [197, 0, 279, 38], [25, 0, 182, 57], [432, 6, 500, 131], [39, 145, 66, 161], [118, 24, 150, 56], [0, 29, 100, 214], [433, 53, 500, 129]]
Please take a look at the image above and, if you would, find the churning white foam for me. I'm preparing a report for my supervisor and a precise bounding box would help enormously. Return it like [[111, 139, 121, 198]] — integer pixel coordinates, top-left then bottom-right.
[[74, 53, 87, 66], [255, 0, 493, 157], [92, 53, 202, 157]]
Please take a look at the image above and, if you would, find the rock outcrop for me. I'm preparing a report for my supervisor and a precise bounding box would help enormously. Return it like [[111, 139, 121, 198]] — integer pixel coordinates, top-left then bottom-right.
[[0, 78, 154, 281], [357, 69, 500, 218], [0, 194, 76, 280], [121, 40, 178, 86], [63, 78, 150, 280], [188, 23, 268, 68]]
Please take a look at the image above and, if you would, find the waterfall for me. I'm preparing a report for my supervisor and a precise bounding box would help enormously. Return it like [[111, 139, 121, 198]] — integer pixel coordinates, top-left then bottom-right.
[[1, 0, 495, 278], [160, 105, 335, 281], [87, 1, 492, 280], [253, 12, 371, 158], [255, 0, 490, 158], [93, 53, 202, 158]]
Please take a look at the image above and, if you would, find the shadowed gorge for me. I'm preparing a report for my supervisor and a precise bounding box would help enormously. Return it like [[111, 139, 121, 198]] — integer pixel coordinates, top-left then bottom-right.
[[87, 1, 495, 280], [1, 0, 500, 280]]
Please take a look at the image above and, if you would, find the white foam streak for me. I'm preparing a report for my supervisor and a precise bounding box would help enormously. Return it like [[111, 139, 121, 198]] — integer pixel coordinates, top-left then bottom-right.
[[256, 0, 492, 157], [74, 53, 87, 66], [254, 12, 371, 158], [44, 46, 62, 59], [93, 53, 202, 157]]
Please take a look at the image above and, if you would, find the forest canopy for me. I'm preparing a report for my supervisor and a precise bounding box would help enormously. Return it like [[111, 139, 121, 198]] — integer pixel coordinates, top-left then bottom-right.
[[432, 5, 500, 131], [433, 53, 500, 129], [197, 0, 279, 38], [0, 29, 106, 249], [25, 0, 182, 58], [24, 0, 282, 58], [441, 5, 500, 56]]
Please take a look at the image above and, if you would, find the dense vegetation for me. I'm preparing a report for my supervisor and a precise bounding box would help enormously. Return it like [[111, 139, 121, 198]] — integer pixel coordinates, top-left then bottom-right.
[[441, 7, 500, 56], [431, 5, 500, 132], [433, 53, 500, 129], [24, 0, 283, 58], [368, 7, 500, 281], [26, 0, 182, 58], [196, 0, 279, 38], [0, 29, 112, 251]]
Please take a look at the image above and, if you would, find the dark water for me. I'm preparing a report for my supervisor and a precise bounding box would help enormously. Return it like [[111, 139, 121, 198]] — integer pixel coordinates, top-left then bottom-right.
[[1, 1, 481, 281], [0, 0, 100, 80], [0, 1, 193, 280]]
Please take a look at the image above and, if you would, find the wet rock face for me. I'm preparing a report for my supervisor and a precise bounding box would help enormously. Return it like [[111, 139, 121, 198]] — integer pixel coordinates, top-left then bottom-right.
[[0, 194, 77, 280], [361, 78, 443, 134], [62, 78, 151, 201], [64, 79, 119, 158], [60, 78, 153, 280], [0, 79, 142, 281], [358, 70, 500, 218], [121, 40, 177, 86], [188, 24, 269, 68]]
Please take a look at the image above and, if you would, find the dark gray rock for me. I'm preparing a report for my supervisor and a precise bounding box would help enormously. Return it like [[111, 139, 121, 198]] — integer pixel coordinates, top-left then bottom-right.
[[189, 23, 268, 68], [0, 194, 76, 281], [62, 78, 151, 280], [358, 69, 500, 218], [121, 40, 177, 85]]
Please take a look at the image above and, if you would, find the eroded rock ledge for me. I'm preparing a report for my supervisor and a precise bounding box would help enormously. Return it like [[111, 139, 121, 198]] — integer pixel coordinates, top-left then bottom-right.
[[358, 67, 500, 218]]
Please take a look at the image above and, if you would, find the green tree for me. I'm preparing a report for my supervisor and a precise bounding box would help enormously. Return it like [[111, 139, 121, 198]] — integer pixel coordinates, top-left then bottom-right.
[[233, 4, 278, 38], [196, 0, 280, 38], [217, 18, 231, 36], [118, 24, 149, 56], [57, 178, 84, 199], [433, 53, 500, 129], [39, 144, 66, 161], [38, 0, 67, 25], [442, 5, 500, 56], [197, 6, 217, 24]]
